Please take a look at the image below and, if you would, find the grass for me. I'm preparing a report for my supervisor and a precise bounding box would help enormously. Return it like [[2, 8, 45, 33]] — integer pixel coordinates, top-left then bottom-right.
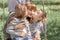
[[0, 0, 60, 40], [0, 0, 8, 3]]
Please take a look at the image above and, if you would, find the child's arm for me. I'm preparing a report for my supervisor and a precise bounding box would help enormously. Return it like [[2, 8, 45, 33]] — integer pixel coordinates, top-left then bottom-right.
[[32, 32, 38, 40], [33, 32, 40, 40]]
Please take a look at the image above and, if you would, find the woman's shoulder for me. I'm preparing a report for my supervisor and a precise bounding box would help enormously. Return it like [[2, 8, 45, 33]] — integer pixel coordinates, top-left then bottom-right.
[[9, 18, 20, 24]]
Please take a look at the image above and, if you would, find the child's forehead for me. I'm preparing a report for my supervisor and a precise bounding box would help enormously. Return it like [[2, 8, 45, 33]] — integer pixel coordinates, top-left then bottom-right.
[[32, 10, 42, 15], [37, 10, 43, 14]]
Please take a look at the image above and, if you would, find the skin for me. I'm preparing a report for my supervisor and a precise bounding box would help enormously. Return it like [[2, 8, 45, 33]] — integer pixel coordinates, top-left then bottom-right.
[[30, 10, 45, 40], [14, 22, 26, 30]]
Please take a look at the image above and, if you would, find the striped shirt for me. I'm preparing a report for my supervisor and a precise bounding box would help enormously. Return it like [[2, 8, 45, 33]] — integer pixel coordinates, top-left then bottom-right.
[[6, 18, 31, 39]]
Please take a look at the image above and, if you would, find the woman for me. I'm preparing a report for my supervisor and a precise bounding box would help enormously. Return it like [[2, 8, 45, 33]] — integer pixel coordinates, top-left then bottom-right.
[[4, 0, 32, 40], [6, 4, 32, 40]]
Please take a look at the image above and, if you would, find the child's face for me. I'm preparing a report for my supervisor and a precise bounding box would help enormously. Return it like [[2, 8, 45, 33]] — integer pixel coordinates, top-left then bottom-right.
[[36, 10, 44, 21], [32, 10, 43, 22], [32, 11, 39, 22]]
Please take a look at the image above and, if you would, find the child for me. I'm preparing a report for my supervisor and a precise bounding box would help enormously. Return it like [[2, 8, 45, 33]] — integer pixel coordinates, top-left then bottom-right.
[[33, 10, 46, 40], [27, 9, 46, 40], [6, 4, 32, 40]]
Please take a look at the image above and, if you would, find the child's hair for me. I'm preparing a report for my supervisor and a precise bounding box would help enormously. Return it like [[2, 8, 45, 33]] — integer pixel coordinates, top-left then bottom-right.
[[40, 10, 46, 18], [25, 2, 37, 11]]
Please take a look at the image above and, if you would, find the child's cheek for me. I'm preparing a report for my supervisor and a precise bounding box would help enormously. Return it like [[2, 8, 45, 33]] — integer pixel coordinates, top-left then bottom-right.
[[38, 17, 43, 21], [25, 11, 28, 17]]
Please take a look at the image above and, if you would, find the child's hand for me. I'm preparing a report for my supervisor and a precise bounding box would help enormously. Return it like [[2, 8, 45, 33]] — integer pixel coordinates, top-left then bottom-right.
[[33, 32, 40, 40], [19, 32, 26, 36], [14, 23, 26, 30], [33, 37, 38, 40]]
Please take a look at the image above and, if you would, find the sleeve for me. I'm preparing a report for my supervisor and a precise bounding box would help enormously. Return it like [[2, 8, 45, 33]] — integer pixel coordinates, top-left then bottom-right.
[[39, 21, 44, 33], [6, 18, 20, 36], [25, 20, 31, 36]]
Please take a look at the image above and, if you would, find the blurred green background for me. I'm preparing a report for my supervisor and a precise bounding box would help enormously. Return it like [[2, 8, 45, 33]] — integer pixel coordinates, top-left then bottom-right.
[[0, 0, 60, 40]]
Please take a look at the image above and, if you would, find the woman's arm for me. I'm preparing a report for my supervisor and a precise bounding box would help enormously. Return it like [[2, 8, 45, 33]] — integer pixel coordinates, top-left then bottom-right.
[[5, 18, 21, 36], [6, 18, 20, 36], [6, 26, 26, 36], [14, 22, 26, 30], [6, 18, 27, 36]]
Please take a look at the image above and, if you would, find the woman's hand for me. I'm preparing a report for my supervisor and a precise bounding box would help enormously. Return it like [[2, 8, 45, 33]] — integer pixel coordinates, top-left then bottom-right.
[[19, 31, 26, 37], [14, 23, 26, 30]]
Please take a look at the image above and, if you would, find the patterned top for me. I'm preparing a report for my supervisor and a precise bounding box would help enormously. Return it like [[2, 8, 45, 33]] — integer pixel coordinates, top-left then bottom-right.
[[29, 21, 44, 40], [29, 21, 44, 36]]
